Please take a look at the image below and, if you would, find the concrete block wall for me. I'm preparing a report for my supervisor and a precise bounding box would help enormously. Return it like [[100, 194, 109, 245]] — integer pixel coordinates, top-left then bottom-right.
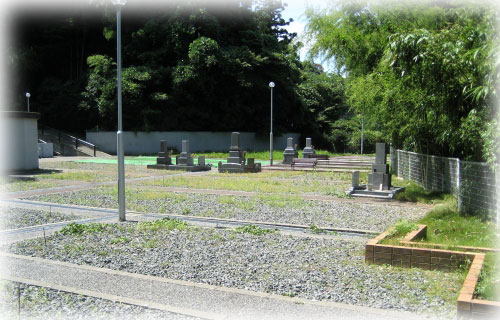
[[86, 131, 300, 155]]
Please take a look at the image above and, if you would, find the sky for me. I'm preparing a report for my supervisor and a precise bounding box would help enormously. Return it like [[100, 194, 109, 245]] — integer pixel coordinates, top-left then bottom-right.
[[281, 0, 331, 70]]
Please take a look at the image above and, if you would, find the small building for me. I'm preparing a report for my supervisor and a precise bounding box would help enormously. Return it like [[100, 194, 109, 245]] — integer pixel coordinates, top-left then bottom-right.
[[0, 111, 40, 172]]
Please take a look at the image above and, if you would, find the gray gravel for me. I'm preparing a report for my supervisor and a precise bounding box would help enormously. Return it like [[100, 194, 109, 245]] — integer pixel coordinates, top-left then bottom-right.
[[0, 207, 85, 230], [6, 221, 461, 318], [0, 281, 200, 320], [27, 188, 427, 232]]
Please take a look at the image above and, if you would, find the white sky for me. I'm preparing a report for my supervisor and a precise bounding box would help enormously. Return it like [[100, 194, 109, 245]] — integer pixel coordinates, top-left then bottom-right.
[[281, 0, 332, 70]]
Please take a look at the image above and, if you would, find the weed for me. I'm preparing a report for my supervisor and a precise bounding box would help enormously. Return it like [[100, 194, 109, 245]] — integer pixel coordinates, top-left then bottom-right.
[[282, 291, 296, 297], [138, 218, 188, 232], [110, 236, 130, 245], [387, 219, 419, 238], [234, 224, 272, 236], [309, 224, 326, 234], [475, 253, 500, 300], [59, 223, 106, 236]]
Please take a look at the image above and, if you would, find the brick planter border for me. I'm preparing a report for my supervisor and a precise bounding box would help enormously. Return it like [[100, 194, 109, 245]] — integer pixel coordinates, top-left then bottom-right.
[[365, 226, 500, 319], [401, 224, 500, 254]]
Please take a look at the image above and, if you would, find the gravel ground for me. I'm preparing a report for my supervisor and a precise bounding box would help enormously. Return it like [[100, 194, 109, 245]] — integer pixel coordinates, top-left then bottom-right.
[[27, 188, 428, 232], [5, 221, 463, 318], [0, 207, 85, 230], [0, 281, 200, 320]]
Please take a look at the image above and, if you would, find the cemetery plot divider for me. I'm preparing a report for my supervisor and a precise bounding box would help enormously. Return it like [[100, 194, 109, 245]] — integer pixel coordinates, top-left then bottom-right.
[[390, 149, 499, 222]]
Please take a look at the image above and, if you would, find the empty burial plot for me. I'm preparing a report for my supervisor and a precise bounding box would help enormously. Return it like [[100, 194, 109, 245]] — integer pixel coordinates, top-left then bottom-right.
[[0, 207, 85, 231], [1, 162, 181, 194], [0, 177, 60, 193], [140, 170, 367, 196], [0, 281, 194, 320], [26, 186, 427, 232], [4, 220, 464, 319]]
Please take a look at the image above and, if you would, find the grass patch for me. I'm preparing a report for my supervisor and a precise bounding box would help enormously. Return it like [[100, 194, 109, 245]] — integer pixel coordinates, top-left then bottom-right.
[[59, 223, 106, 235], [309, 224, 326, 234], [234, 224, 274, 235], [475, 253, 500, 301], [142, 170, 356, 198], [137, 218, 188, 232], [394, 180, 448, 204], [0, 177, 59, 192], [417, 198, 499, 248], [37, 171, 107, 182]]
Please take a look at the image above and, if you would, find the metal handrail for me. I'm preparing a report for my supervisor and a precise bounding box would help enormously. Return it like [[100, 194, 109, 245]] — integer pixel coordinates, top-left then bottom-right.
[[39, 125, 97, 156]]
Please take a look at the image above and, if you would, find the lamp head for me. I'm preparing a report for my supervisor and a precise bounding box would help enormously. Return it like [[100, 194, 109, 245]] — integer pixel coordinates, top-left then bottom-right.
[[269, 82, 275, 88], [25, 92, 30, 98]]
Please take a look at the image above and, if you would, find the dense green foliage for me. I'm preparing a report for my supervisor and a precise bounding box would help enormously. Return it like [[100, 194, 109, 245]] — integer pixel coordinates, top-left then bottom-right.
[[10, 0, 346, 150], [306, 0, 499, 162]]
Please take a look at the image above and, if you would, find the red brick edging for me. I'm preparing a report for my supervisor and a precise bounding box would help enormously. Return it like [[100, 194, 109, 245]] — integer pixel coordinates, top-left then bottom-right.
[[365, 226, 500, 319]]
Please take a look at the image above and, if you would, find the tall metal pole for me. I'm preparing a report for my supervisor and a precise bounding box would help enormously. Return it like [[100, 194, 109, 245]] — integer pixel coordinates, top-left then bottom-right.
[[361, 113, 364, 155], [116, 4, 126, 221], [269, 82, 275, 166], [26, 92, 30, 112]]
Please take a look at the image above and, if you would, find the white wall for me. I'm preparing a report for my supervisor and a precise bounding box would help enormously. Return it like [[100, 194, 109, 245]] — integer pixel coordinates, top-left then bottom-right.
[[86, 131, 301, 155], [0, 112, 40, 172]]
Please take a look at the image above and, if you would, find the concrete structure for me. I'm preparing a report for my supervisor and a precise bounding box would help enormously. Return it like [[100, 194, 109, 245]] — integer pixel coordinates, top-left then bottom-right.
[[38, 143, 54, 158], [147, 139, 210, 172], [0, 111, 40, 172], [282, 137, 298, 164], [86, 131, 300, 155], [218, 132, 261, 173]]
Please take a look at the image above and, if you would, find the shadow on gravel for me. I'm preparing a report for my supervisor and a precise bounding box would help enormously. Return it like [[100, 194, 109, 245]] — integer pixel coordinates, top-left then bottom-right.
[[6, 169, 62, 179]]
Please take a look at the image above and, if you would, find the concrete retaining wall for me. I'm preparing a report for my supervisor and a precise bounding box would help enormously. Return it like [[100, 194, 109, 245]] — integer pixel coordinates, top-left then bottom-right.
[[86, 131, 301, 155]]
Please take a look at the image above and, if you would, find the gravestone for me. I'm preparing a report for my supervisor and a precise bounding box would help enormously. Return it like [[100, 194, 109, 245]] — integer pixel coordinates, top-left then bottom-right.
[[227, 132, 245, 164], [147, 139, 210, 172], [218, 132, 261, 173], [352, 171, 360, 188], [368, 143, 391, 190], [177, 140, 194, 166], [198, 156, 206, 166], [302, 137, 316, 158], [346, 142, 404, 199], [156, 140, 172, 165], [282, 137, 298, 164]]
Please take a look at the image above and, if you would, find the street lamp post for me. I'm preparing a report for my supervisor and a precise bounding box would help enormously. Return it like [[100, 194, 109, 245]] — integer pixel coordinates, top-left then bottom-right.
[[112, 0, 126, 221], [25, 92, 30, 112], [361, 113, 364, 155], [269, 82, 275, 166]]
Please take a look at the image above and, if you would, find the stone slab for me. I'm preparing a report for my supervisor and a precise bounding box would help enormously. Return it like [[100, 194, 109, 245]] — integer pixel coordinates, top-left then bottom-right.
[[147, 164, 211, 172]]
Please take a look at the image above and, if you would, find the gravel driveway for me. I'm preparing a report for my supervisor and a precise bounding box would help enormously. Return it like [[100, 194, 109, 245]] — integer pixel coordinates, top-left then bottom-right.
[[27, 188, 428, 232], [5, 221, 462, 319]]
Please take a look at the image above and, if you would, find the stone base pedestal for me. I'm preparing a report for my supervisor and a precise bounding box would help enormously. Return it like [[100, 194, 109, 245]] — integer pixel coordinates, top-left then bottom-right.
[[368, 172, 392, 191], [346, 184, 405, 199], [218, 158, 261, 173], [147, 164, 211, 172], [283, 152, 298, 164]]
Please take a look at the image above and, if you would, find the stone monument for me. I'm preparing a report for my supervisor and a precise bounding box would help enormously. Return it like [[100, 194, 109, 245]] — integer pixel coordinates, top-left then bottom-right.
[[368, 143, 391, 190], [302, 137, 316, 158], [282, 137, 298, 164], [147, 139, 210, 172], [346, 142, 404, 199], [177, 140, 194, 166], [156, 140, 172, 165], [218, 132, 261, 173]]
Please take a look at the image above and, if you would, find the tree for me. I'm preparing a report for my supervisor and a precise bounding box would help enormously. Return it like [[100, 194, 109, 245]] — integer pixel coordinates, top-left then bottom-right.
[[79, 0, 307, 135], [306, 0, 499, 162]]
